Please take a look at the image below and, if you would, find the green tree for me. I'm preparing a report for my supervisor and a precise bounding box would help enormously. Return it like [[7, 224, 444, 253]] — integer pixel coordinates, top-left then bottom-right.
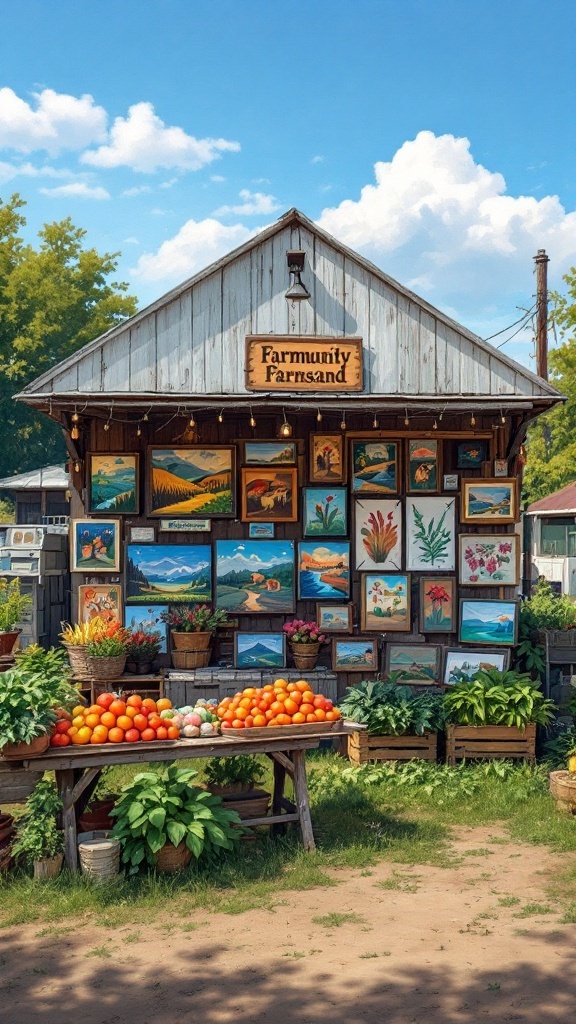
[[524, 267, 576, 504], [0, 193, 137, 478]]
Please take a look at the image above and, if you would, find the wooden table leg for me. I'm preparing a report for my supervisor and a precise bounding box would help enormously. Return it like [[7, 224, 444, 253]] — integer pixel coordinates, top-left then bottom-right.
[[291, 749, 315, 852], [271, 755, 287, 837], [57, 769, 78, 872]]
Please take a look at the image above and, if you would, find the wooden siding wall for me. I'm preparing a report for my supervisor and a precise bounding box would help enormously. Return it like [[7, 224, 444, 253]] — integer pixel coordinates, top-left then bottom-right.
[[69, 409, 522, 697], [49, 223, 547, 400]]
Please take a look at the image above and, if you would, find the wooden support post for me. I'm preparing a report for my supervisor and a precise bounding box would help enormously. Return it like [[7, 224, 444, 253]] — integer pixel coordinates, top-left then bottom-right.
[[57, 769, 78, 872], [291, 749, 315, 852], [535, 248, 549, 381], [271, 755, 288, 837]]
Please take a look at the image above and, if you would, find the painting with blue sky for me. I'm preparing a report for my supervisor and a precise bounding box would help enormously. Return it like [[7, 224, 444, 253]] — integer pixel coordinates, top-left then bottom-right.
[[126, 544, 212, 604], [235, 633, 285, 669], [124, 605, 168, 653], [216, 540, 294, 614], [459, 599, 518, 646]]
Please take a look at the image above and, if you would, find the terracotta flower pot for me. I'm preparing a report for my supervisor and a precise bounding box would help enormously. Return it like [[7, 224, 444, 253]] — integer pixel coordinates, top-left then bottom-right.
[[2, 734, 50, 760], [0, 630, 21, 656]]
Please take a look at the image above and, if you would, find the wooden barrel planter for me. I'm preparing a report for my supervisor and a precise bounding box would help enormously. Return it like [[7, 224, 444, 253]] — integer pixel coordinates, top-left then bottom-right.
[[446, 724, 536, 765], [549, 771, 576, 814], [290, 642, 319, 671], [348, 730, 437, 764]]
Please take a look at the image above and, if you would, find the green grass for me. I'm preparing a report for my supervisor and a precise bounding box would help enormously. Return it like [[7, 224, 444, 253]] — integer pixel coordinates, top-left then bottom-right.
[[312, 912, 365, 928]]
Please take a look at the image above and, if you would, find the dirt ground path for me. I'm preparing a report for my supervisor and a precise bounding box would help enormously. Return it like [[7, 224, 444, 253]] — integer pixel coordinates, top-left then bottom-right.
[[2, 825, 576, 1024]]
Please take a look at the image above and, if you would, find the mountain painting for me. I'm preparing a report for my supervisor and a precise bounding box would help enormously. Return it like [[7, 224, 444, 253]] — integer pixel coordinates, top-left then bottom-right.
[[462, 480, 517, 524], [126, 544, 212, 603], [88, 454, 139, 514], [235, 632, 286, 669], [298, 542, 350, 599], [443, 649, 508, 686], [386, 644, 440, 684], [244, 442, 296, 465], [459, 599, 518, 646], [215, 540, 295, 614], [351, 441, 398, 494], [148, 447, 235, 517]]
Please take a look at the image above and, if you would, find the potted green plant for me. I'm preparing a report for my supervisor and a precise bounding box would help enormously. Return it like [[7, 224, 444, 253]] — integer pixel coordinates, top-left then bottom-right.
[[11, 779, 64, 878], [85, 623, 131, 681], [204, 755, 270, 818], [110, 763, 242, 873], [160, 605, 229, 669], [60, 616, 110, 677], [0, 577, 32, 655], [522, 579, 576, 648], [283, 619, 328, 670], [125, 629, 162, 675], [338, 677, 444, 763], [0, 646, 79, 758]]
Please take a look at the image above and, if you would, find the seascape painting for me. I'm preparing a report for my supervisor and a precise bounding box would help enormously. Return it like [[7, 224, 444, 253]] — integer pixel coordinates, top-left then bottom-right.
[[298, 542, 350, 600], [459, 535, 519, 586], [235, 632, 286, 669], [351, 440, 398, 494], [126, 544, 212, 604], [461, 480, 518, 524], [316, 603, 353, 633], [407, 440, 439, 493], [309, 434, 344, 483], [333, 638, 379, 672], [241, 468, 298, 522], [78, 584, 122, 625], [88, 454, 139, 514], [354, 498, 402, 570], [244, 442, 296, 465], [457, 442, 488, 468], [406, 497, 456, 571], [216, 540, 295, 614], [386, 644, 440, 684], [71, 519, 120, 572], [361, 573, 410, 632], [420, 578, 455, 633], [459, 599, 518, 646], [148, 447, 235, 517], [303, 487, 347, 536], [443, 649, 509, 685], [124, 605, 169, 653]]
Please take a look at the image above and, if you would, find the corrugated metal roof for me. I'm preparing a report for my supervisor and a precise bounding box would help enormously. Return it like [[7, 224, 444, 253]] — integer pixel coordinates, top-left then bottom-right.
[[527, 480, 576, 515], [0, 465, 69, 491]]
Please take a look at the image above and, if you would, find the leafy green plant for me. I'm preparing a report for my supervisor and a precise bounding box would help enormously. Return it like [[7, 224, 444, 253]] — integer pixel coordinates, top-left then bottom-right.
[[411, 502, 452, 566], [443, 669, 555, 728], [204, 755, 265, 789], [338, 679, 445, 735], [0, 646, 79, 746], [543, 727, 576, 768], [0, 576, 32, 632], [125, 630, 162, 663], [110, 764, 242, 873], [522, 579, 576, 631], [86, 635, 127, 657], [11, 780, 64, 869], [160, 604, 229, 633]]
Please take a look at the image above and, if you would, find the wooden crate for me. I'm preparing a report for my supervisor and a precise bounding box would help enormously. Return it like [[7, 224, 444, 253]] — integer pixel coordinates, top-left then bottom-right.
[[347, 730, 437, 764], [446, 724, 536, 765]]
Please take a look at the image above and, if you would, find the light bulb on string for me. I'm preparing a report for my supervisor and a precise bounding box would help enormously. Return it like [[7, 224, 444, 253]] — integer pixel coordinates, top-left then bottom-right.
[[218, 410, 224, 424], [404, 408, 410, 427], [316, 408, 322, 423], [71, 423, 79, 440], [143, 412, 149, 422], [501, 410, 506, 424], [340, 411, 347, 431], [136, 423, 142, 437], [71, 410, 79, 423], [74, 460, 80, 473], [278, 408, 292, 438], [188, 412, 196, 429], [249, 407, 256, 428], [432, 419, 438, 430], [372, 414, 379, 429], [470, 414, 476, 427]]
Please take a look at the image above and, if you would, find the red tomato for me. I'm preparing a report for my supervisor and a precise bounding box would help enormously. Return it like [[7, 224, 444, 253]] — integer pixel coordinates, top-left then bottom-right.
[[96, 693, 115, 710], [55, 719, 71, 734], [124, 728, 141, 743]]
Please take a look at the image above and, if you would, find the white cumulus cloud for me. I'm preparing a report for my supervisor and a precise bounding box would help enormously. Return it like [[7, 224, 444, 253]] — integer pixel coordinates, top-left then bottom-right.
[[0, 87, 107, 155], [0, 160, 76, 183], [213, 189, 280, 216], [81, 101, 240, 173], [132, 217, 255, 283], [39, 182, 110, 200]]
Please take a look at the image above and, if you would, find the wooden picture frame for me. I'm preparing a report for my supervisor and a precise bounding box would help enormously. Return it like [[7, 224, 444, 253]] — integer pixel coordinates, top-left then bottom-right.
[[71, 518, 121, 573], [78, 583, 122, 625], [457, 441, 488, 469], [443, 647, 510, 686], [147, 446, 236, 518], [242, 440, 297, 465], [241, 467, 298, 522], [461, 479, 519, 524], [126, 543, 212, 604], [316, 602, 354, 634], [385, 643, 441, 685], [351, 439, 399, 495], [458, 598, 519, 646], [420, 577, 456, 633], [87, 453, 139, 515], [298, 541, 351, 600], [458, 534, 520, 586], [332, 637, 379, 672], [215, 540, 295, 615], [309, 433, 345, 484], [234, 632, 286, 669], [354, 498, 402, 570], [407, 439, 441, 493], [303, 487, 348, 537], [361, 573, 411, 632]]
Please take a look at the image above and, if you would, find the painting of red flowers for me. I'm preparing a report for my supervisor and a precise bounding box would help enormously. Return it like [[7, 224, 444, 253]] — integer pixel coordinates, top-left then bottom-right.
[[458, 535, 519, 586], [354, 498, 402, 570], [420, 577, 455, 633]]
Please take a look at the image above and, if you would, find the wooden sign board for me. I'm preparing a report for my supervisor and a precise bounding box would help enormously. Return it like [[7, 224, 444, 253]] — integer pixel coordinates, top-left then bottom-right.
[[245, 336, 363, 392]]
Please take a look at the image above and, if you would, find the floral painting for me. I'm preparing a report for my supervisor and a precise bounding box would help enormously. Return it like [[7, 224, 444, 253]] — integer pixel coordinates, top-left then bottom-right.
[[216, 540, 295, 614], [88, 453, 139, 514], [309, 433, 344, 483], [406, 497, 456, 571], [354, 498, 402, 570], [386, 644, 440, 684], [298, 542, 351, 600], [332, 638, 379, 672], [407, 440, 439, 492], [461, 480, 518, 524], [420, 578, 455, 632], [459, 599, 519, 646], [124, 605, 169, 653], [78, 584, 122, 625], [443, 648, 509, 685], [351, 440, 398, 494], [361, 573, 410, 631], [303, 488, 347, 536], [459, 535, 519, 586], [241, 468, 298, 522], [71, 518, 120, 572], [147, 446, 235, 517]]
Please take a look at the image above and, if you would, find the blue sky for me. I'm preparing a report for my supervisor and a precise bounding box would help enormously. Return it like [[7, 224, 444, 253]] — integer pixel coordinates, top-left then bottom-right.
[[1, 0, 575, 369]]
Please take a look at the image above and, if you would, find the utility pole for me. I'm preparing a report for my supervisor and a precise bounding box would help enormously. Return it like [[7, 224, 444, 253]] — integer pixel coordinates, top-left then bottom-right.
[[534, 248, 550, 380]]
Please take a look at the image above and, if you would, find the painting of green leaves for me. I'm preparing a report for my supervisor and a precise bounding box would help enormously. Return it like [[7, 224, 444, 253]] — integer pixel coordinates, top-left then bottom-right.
[[303, 487, 347, 536], [406, 497, 456, 571]]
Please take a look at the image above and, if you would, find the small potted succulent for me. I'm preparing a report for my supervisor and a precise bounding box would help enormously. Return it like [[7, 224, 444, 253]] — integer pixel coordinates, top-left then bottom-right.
[[0, 646, 79, 758], [283, 619, 327, 670], [125, 629, 162, 675], [0, 577, 32, 656], [11, 779, 64, 879], [160, 605, 229, 669]]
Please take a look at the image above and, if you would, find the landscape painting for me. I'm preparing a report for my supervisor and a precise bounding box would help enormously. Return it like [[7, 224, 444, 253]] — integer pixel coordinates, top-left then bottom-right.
[[316, 603, 353, 633], [386, 644, 440, 685], [459, 599, 518, 646], [459, 535, 520, 586], [407, 440, 439, 493], [406, 497, 456, 571], [420, 578, 455, 633], [216, 540, 295, 614], [303, 487, 347, 536], [244, 441, 296, 465], [298, 542, 351, 600], [355, 498, 402, 570], [241, 468, 298, 522], [351, 440, 398, 494], [88, 453, 139, 514], [309, 433, 344, 483], [457, 441, 488, 468], [361, 573, 411, 632], [78, 584, 122, 625], [443, 648, 510, 685], [461, 479, 518, 524], [333, 638, 379, 672], [71, 519, 120, 572], [147, 446, 235, 517], [124, 605, 169, 654], [126, 544, 212, 604], [235, 632, 286, 669]]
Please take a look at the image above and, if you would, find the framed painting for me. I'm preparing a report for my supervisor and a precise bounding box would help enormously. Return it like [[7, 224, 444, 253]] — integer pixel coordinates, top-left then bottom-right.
[[351, 440, 399, 494], [309, 433, 345, 484], [249, 522, 275, 539], [147, 446, 235, 518], [298, 541, 350, 600], [407, 439, 440, 493], [87, 453, 139, 515], [234, 632, 286, 669], [316, 602, 354, 633], [458, 598, 519, 646], [361, 573, 411, 632], [124, 605, 169, 654], [459, 534, 520, 586], [78, 584, 122, 625], [71, 518, 120, 573], [126, 544, 212, 604], [243, 441, 297, 465], [461, 479, 518, 524], [354, 498, 402, 570], [216, 540, 295, 614], [406, 497, 456, 571], [332, 638, 379, 673], [303, 487, 348, 537], [386, 644, 440, 685], [443, 648, 510, 686], [420, 577, 456, 633], [443, 474, 458, 491], [457, 441, 488, 468], [241, 467, 298, 522], [494, 459, 508, 477]]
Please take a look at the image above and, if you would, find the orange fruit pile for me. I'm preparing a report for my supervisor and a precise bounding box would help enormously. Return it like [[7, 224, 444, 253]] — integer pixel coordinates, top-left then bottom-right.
[[216, 678, 341, 730], [50, 694, 179, 746]]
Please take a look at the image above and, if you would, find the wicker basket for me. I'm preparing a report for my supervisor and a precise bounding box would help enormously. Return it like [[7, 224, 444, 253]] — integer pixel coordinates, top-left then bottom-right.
[[85, 654, 127, 680], [290, 641, 319, 671], [156, 841, 192, 873], [171, 649, 210, 669], [172, 631, 212, 652], [63, 643, 91, 677]]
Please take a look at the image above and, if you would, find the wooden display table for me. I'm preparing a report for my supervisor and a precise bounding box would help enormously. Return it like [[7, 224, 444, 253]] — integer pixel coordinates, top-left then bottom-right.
[[16, 727, 349, 871]]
